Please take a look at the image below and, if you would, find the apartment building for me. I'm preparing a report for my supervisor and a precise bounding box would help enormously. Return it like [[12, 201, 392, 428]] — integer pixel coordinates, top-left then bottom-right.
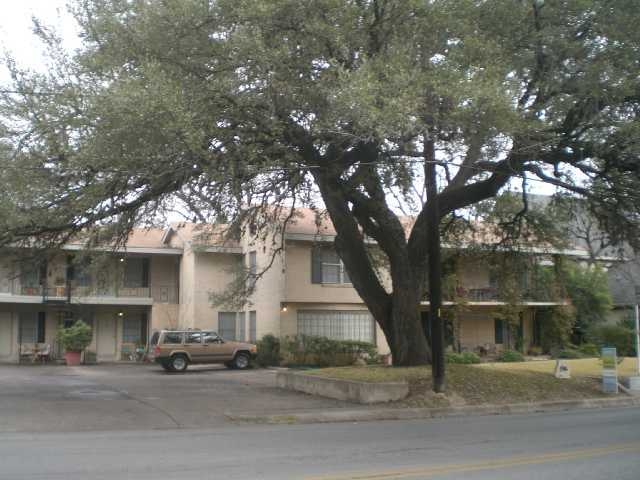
[[0, 209, 589, 363]]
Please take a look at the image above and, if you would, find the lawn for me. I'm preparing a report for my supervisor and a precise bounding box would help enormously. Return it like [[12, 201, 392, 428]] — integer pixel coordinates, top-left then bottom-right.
[[479, 357, 638, 377], [307, 363, 612, 408]]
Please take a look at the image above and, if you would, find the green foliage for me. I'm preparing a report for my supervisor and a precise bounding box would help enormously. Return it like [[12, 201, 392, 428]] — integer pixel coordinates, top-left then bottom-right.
[[587, 324, 636, 357], [578, 343, 600, 357], [538, 306, 576, 353], [498, 350, 525, 363], [446, 352, 481, 364], [555, 347, 586, 359], [280, 335, 377, 368], [527, 346, 543, 356], [563, 263, 613, 338], [56, 320, 93, 353], [256, 334, 280, 367]]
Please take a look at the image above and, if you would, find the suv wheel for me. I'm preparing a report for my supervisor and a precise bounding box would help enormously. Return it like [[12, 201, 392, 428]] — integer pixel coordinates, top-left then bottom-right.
[[233, 352, 250, 370], [161, 360, 174, 372], [170, 354, 189, 372]]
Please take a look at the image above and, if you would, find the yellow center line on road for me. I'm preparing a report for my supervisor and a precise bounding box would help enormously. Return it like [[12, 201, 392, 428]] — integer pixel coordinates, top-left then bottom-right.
[[305, 442, 640, 480]]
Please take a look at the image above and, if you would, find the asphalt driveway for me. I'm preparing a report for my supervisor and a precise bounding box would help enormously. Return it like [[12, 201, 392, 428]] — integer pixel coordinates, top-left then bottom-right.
[[0, 363, 357, 433]]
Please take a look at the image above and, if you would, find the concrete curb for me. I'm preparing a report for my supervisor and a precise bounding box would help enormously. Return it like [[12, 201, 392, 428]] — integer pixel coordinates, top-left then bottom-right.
[[226, 396, 640, 425], [276, 371, 409, 404]]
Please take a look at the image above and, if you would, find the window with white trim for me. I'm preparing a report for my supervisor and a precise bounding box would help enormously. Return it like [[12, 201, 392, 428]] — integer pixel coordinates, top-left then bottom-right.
[[249, 311, 257, 343], [311, 247, 351, 284], [218, 312, 239, 340], [297, 310, 374, 343], [248, 251, 257, 276]]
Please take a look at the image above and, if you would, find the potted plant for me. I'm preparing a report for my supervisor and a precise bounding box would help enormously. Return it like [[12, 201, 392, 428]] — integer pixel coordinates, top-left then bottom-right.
[[56, 320, 93, 366]]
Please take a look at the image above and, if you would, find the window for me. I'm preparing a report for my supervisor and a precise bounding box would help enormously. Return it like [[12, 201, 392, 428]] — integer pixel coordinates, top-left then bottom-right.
[[203, 332, 221, 344], [19, 313, 36, 344], [494, 319, 505, 344], [163, 332, 183, 344], [185, 331, 202, 344], [297, 310, 374, 343], [68, 257, 92, 287], [488, 269, 499, 289], [249, 311, 257, 343], [122, 315, 142, 343], [248, 251, 257, 276], [311, 247, 351, 284], [123, 258, 150, 288], [218, 312, 237, 340], [19, 312, 46, 344], [238, 312, 246, 342], [21, 262, 43, 290], [76, 261, 92, 287]]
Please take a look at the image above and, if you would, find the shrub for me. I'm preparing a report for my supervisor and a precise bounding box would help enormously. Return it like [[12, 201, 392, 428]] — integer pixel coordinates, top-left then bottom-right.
[[556, 347, 584, 359], [256, 334, 280, 367], [280, 335, 377, 367], [527, 346, 543, 356], [56, 320, 93, 353], [587, 324, 635, 357], [446, 352, 481, 364], [498, 350, 525, 362], [578, 343, 599, 357]]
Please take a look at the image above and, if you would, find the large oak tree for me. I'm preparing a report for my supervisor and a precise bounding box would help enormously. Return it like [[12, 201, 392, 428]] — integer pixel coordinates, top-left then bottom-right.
[[1, 0, 639, 390]]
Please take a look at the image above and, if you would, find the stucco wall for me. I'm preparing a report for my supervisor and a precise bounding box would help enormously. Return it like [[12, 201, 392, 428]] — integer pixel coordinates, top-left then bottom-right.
[[178, 246, 196, 329], [151, 303, 180, 331], [190, 251, 240, 331], [284, 242, 364, 304], [244, 240, 286, 340], [457, 307, 534, 352], [150, 255, 180, 303]]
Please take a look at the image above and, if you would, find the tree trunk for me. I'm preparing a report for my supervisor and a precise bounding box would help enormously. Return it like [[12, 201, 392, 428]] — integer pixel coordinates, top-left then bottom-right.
[[381, 288, 431, 366]]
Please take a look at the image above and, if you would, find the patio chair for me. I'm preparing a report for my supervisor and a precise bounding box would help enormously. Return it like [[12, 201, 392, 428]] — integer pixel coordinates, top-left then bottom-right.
[[20, 343, 35, 362], [35, 343, 51, 363]]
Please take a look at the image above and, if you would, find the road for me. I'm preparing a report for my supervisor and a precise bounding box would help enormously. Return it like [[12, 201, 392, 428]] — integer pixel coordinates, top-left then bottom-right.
[[0, 407, 638, 479]]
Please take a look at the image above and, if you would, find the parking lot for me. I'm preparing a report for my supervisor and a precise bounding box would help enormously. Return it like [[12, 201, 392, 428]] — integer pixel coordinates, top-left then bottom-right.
[[0, 364, 356, 433]]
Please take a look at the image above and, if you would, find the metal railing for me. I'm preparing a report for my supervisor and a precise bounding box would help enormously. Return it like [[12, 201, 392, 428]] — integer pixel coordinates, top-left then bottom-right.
[[447, 286, 559, 303], [3, 280, 177, 304], [70, 285, 151, 298]]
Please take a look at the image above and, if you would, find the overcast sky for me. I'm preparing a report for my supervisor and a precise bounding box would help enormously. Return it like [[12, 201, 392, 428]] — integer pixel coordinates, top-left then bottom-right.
[[0, 0, 79, 81]]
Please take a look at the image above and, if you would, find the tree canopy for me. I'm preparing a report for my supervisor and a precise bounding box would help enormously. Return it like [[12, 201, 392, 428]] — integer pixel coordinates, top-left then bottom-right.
[[1, 0, 639, 375]]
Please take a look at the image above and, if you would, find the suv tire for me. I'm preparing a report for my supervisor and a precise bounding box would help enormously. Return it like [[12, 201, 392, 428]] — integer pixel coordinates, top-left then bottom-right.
[[161, 360, 174, 372], [233, 352, 250, 370], [170, 354, 189, 372]]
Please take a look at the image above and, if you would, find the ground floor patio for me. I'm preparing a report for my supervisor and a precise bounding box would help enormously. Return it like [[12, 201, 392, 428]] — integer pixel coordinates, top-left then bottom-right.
[[0, 305, 152, 363]]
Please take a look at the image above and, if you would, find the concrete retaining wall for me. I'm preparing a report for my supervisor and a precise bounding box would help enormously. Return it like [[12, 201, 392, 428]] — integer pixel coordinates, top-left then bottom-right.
[[276, 371, 409, 404]]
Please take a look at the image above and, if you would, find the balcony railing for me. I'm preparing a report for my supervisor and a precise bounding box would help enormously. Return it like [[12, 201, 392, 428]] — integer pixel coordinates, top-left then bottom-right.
[[70, 285, 151, 298], [3, 280, 177, 304], [445, 286, 559, 303]]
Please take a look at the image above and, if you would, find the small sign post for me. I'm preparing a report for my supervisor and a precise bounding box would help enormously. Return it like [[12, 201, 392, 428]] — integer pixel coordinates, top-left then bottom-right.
[[554, 359, 571, 379], [602, 347, 618, 394]]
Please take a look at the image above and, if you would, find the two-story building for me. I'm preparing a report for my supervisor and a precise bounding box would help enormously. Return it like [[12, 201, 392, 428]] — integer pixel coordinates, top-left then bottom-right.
[[0, 208, 594, 363]]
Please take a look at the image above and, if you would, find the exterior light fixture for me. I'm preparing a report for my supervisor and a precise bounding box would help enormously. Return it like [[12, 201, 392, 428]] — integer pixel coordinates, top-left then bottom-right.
[[118, 311, 124, 317], [281, 303, 288, 313]]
